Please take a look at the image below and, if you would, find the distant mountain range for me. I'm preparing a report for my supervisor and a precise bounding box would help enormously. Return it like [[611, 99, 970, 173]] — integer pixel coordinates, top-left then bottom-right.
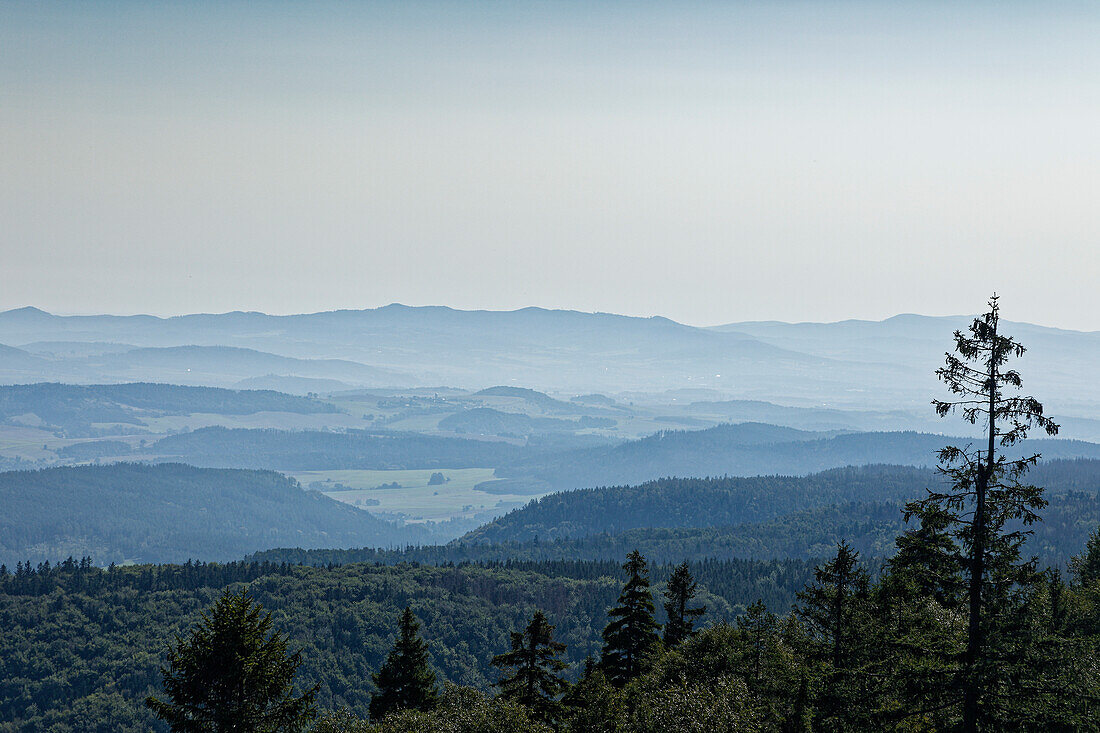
[[2, 305, 1097, 431]]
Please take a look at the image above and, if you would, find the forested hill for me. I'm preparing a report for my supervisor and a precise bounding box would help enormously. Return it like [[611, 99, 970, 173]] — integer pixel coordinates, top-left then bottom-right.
[[151, 426, 528, 470], [0, 382, 338, 435], [251, 489, 1100, 570], [0, 463, 428, 566], [462, 465, 938, 544], [462, 460, 1100, 545]]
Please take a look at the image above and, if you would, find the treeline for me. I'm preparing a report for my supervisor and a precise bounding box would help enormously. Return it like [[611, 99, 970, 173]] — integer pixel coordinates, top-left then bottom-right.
[[90, 529, 1100, 733], [463, 460, 1100, 544], [0, 555, 818, 731], [306, 537, 1100, 730], [250, 490, 1100, 586], [0, 556, 297, 595]]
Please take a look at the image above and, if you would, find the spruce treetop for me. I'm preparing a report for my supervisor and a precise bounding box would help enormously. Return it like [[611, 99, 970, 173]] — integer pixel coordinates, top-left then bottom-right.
[[370, 606, 438, 721], [145, 587, 317, 733]]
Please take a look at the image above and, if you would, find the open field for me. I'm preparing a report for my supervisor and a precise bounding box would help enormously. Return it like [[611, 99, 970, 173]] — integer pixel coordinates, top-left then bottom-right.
[[284, 467, 544, 523]]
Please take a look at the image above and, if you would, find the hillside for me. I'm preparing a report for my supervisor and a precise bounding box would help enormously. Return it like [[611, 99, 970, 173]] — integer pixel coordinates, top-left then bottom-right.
[[715, 314, 1100, 410], [251, 488, 1100, 570], [0, 463, 428, 566], [151, 426, 528, 470], [0, 382, 338, 436], [84, 345, 411, 388], [501, 424, 1100, 491], [140, 423, 1100, 497], [462, 460, 1100, 545], [438, 407, 615, 435], [463, 465, 933, 544]]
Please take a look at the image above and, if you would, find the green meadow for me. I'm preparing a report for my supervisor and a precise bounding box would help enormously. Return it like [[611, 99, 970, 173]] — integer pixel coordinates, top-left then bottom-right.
[[284, 467, 543, 523]]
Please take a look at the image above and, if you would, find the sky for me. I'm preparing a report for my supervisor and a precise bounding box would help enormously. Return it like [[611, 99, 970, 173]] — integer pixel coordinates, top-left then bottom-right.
[[2, 1, 1099, 329]]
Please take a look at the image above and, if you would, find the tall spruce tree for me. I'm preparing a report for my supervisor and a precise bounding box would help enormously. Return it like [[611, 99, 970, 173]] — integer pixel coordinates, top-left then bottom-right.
[[600, 550, 661, 686], [369, 607, 438, 721], [491, 610, 569, 722], [796, 542, 875, 731], [662, 562, 706, 648], [145, 588, 317, 733], [901, 295, 1058, 730]]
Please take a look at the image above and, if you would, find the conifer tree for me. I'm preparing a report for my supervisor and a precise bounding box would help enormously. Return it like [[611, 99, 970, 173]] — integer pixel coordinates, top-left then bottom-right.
[[491, 610, 569, 722], [145, 587, 317, 733], [1070, 526, 1100, 586], [662, 561, 705, 647], [736, 599, 778, 681], [902, 295, 1058, 731], [796, 542, 874, 731], [599, 550, 661, 686], [369, 607, 438, 721]]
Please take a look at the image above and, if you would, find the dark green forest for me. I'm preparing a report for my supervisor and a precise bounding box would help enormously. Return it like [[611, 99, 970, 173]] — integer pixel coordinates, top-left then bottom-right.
[[6, 526, 1098, 731], [463, 460, 1100, 544], [251, 488, 1100, 570], [0, 555, 817, 731]]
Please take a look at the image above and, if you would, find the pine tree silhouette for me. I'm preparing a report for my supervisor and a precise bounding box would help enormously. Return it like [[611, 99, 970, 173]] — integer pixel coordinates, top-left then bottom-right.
[[369, 606, 438, 721], [600, 550, 661, 686]]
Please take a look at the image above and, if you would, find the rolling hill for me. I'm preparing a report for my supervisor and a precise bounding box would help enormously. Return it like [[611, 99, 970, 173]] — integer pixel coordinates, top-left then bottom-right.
[[0, 462, 428, 566], [149, 426, 530, 471], [499, 424, 1100, 490], [0, 382, 339, 436], [461, 459, 1100, 545]]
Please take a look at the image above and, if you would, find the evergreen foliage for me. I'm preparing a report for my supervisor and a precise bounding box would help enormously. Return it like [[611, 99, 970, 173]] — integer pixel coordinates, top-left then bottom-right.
[[491, 610, 569, 722], [599, 550, 662, 686], [367, 683, 552, 733], [795, 542, 876, 731], [369, 607, 438, 720], [662, 561, 705, 647], [901, 296, 1061, 730], [1071, 526, 1100, 585], [144, 588, 317, 732]]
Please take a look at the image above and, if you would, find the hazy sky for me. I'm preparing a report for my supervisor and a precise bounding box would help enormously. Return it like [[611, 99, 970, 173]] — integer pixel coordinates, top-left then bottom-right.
[[2, 1, 1099, 328]]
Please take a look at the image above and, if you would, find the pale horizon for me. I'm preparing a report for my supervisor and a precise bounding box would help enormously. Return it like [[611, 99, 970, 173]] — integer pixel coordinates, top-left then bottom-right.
[[4, 301, 1096, 336]]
